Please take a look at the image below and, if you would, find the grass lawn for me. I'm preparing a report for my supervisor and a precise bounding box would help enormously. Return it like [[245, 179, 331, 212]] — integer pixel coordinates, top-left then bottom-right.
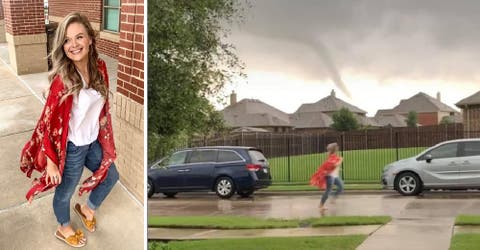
[[450, 234, 480, 250], [148, 215, 391, 229], [309, 216, 391, 227], [456, 215, 480, 225], [148, 235, 368, 250], [269, 147, 426, 183], [264, 183, 382, 191]]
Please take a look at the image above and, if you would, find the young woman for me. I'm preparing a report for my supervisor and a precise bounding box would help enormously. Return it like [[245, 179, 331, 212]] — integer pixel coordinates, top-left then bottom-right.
[[20, 12, 119, 248], [310, 143, 344, 211]]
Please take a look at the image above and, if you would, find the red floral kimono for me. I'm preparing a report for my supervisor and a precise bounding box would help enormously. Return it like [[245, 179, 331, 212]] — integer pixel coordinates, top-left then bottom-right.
[[20, 59, 116, 202], [310, 154, 341, 190]]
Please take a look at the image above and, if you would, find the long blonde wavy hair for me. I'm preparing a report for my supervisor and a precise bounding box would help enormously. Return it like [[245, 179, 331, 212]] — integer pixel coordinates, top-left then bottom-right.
[[49, 12, 108, 103]]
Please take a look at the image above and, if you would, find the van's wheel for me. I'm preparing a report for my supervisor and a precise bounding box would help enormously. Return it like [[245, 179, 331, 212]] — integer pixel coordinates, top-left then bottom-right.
[[238, 190, 254, 198], [395, 172, 422, 196], [215, 177, 236, 199], [147, 179, 154, 198]]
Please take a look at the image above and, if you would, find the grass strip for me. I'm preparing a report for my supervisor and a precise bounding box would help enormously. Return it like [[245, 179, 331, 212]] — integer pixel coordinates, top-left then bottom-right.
[[148, 215, 391, 229], [450, 233, 480, 250], [148, 216, 299, 229], [456, 215, 480, 225], [149, 235, 368, 250], [309, 216, 391, 227]]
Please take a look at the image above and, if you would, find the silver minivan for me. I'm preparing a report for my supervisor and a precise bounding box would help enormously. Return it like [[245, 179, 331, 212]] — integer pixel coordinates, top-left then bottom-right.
[[382, 138, 480, 195]]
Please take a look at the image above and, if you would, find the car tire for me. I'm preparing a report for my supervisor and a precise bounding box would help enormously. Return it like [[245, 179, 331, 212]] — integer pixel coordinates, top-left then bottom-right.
[[163, 192, 177, 198], [147, 179, 154, 198], [238, 190, 254, 198], [395, 172, 422, 196], [215, 177, 236, 199]]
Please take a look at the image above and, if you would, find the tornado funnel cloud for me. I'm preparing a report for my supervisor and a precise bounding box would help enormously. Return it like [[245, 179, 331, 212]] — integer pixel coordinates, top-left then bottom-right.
[[312, 39, 352, 98]]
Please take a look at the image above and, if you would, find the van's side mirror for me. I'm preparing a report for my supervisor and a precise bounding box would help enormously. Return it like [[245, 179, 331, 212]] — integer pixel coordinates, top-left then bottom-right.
[[425, 154, 433, 163]]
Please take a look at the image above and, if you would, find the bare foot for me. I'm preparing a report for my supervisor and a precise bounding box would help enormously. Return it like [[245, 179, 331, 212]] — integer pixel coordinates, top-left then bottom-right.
[[81, 204, 95, 221]]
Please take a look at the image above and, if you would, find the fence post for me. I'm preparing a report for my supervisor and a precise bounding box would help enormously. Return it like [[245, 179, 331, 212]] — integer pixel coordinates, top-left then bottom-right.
[[287, 135, 291, 183], [341, 133, 345, 180], [395, 132, 399, 161]]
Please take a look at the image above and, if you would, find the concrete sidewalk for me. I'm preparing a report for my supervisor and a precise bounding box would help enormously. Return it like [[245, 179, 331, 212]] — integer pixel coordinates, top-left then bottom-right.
[[0, 43, 144, 250]]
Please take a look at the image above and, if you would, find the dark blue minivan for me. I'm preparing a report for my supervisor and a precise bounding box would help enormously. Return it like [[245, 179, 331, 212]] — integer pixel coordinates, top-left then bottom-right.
[[147, 146, 272, 199]]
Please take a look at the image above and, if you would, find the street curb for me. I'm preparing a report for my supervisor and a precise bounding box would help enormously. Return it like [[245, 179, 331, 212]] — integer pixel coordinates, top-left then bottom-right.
[[148, 225, 381, 241]]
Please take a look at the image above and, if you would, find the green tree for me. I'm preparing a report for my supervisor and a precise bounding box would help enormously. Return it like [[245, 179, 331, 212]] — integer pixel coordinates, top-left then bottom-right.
[[406, 111, 418, 127], [148, 0, 246, 162], [331, 108, 359, 131], [440, 115, 453, 125]]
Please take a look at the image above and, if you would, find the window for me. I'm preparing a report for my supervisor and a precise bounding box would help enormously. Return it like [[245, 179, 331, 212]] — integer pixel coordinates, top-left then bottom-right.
[[189, 150, 217, 163], [462, 141, 480, 157], [428, 143, 458, 159], [248, 150, 267, 164], [218, 151, 243, 162], [103, 0, 120, 32], [168, 151, 188, 165]]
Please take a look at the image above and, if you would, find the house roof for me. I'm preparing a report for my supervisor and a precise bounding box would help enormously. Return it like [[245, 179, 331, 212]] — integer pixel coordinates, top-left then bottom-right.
[[456, 91, 480, 108], [231, 127, 270, 133], [356, 114, 381, 127], [374, 114, 407, 127], [391, 92, 457, 113], [294, 90, 367, 115], [222, 99, 292, 128], [289, 112, 333, 129]]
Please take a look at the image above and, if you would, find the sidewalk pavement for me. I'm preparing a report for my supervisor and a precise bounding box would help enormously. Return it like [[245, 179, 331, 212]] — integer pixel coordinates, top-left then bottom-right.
[[0, 43, 144, 250], [148, 225, 381, 240]]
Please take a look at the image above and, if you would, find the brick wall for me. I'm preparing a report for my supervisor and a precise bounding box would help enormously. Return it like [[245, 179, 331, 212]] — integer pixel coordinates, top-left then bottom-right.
[[48, 0, 119, 59], [97, 38, 119, 59], [0, 1, 4, 19], [463, 106, 480, 132], [113, 93, 144, 202], [113, 0, 144, 203], [418, 112, 438, 126], [3, 0, 45, 36], [49, 0, 101, 23], [116, 0, 144, 104]]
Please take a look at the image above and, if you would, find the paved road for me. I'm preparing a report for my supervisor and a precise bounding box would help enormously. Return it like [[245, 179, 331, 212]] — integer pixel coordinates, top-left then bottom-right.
[[148, 192, 480, 250]]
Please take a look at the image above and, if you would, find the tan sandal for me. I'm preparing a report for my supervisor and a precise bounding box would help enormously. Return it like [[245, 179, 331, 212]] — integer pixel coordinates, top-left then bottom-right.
[[54, 229, 86, 248], [74, 203, 96, 233]]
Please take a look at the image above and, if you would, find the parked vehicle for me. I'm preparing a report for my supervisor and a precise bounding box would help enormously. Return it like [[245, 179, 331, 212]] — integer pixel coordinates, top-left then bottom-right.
[[148, 146, 272, 199], [382, 139, 480, 195]]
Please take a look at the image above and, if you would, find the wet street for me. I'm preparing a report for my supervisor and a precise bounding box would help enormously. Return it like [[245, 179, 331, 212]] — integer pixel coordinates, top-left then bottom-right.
[[148, 192, 480, 219], [148, 192, 480, 250]]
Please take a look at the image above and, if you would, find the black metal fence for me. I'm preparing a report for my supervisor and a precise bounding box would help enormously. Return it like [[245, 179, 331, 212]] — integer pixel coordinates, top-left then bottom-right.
[[191, 124, 479, 183]]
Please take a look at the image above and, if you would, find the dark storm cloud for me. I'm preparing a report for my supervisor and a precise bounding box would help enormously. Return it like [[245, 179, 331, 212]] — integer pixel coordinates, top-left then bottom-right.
[[229, 0, 480, 86]]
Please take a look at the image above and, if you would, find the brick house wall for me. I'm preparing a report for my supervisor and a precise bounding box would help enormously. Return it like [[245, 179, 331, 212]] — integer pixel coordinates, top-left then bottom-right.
[[417, 112, 438, 126], [463, 106, 480, 133], [113, 0, 144, 203], [0, 1, 6, 42], [2, 0, 47, 74], [48, 0, 119, 59], [3, 0, 44, 35]]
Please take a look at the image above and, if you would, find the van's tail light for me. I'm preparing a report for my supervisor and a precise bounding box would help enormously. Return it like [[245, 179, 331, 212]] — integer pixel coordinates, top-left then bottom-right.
[[246, 164, 261, 171]]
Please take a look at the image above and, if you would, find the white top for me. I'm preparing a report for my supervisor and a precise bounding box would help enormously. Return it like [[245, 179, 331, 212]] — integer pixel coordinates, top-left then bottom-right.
[[68, 71, 105, 146], [330, 165, 340, 178]]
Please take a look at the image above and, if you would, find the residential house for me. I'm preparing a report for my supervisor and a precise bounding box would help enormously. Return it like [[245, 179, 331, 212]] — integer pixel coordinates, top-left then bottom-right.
[[291, 90, 379, 132], [221, 92, 293, 133], [375, 92, 461, 127], [456, 91, 480, 136]]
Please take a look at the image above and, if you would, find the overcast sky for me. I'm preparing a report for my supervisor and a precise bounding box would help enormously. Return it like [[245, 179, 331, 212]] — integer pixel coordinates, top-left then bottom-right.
[[217, 0, 480, 116]]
